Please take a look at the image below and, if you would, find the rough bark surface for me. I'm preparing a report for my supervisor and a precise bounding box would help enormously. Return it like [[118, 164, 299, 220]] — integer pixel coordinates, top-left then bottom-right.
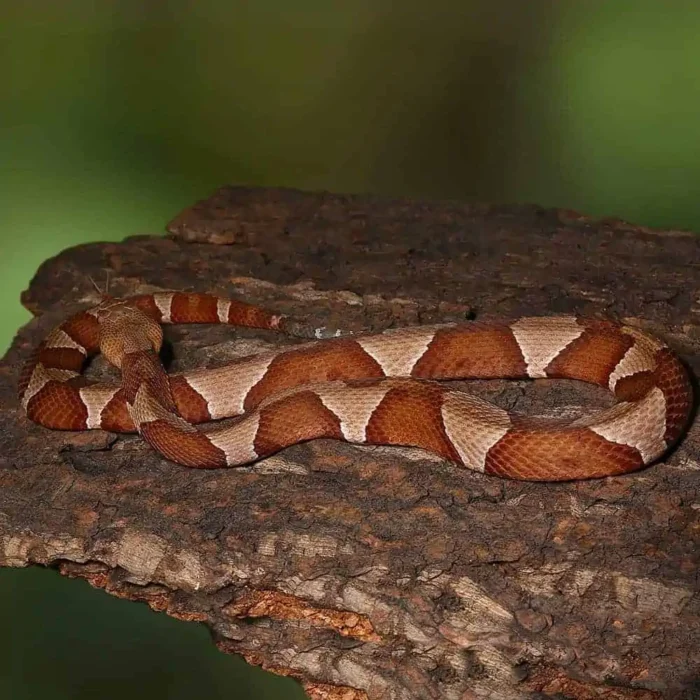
[[2, 186, 700, 700]]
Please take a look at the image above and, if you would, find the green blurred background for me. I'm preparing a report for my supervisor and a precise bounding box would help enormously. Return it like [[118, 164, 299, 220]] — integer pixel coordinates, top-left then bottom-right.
[[2, 2, 699, 698]]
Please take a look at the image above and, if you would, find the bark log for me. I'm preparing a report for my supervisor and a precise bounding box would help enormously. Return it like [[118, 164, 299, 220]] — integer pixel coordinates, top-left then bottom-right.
[[2, 186, 699, 700]]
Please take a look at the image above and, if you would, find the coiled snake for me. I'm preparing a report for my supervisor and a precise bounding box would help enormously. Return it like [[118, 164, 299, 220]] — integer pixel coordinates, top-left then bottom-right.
[[19, 292, 692, 481]]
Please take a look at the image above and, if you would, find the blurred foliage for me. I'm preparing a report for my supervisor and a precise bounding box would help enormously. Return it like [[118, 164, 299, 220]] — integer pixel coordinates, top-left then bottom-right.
[[0, 567, 305, 699], [2, 2, 699, 698]]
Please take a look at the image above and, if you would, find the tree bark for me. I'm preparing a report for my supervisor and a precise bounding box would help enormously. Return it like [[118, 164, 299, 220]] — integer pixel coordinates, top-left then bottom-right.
[[2, 186, 699, 699]]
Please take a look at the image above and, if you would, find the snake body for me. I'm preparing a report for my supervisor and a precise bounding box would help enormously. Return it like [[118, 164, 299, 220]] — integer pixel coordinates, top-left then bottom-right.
[[19, 292, 692, 481]]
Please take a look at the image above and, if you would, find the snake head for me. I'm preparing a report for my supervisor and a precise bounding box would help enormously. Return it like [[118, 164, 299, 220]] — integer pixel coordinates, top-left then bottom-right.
[[94, 301, 164, 368]]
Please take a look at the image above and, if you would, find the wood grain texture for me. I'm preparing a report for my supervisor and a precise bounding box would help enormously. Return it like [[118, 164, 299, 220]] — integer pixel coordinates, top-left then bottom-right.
[[2, 186, 700, 699]]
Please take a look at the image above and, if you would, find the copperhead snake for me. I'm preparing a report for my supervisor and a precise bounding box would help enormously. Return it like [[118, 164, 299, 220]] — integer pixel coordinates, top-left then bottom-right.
[[18, 292, 692, 481]]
